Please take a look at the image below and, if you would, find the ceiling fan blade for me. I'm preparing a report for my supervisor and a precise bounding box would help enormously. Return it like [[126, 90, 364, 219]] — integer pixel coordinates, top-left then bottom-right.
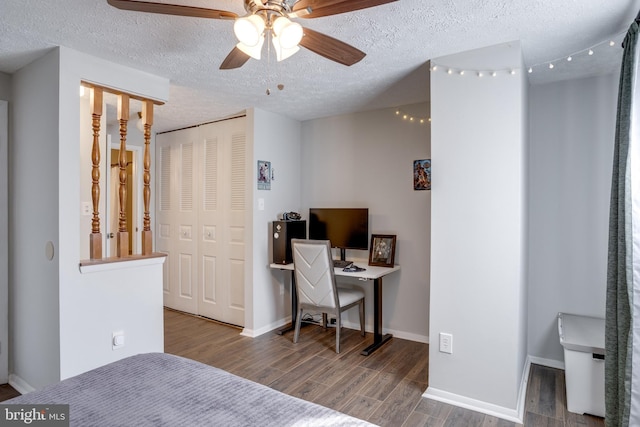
[[293, 0, 398, 19], [219, 47, 251, 70], [299, 27, 365, 66], [107, 0, 237, 20]]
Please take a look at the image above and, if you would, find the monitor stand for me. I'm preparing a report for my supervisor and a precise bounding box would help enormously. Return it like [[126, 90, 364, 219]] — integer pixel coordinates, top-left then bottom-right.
[[333, 248, 351, 268]]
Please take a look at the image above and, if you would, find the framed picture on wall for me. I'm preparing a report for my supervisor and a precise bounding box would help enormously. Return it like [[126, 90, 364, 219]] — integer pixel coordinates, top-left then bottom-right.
[[257, 160, 271, 190], [414, 159, 431, 190], [369, 234, 397, 267]]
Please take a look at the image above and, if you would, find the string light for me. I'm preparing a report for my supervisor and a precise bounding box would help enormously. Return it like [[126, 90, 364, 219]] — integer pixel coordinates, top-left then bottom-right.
[[394, 108, 430, 125], [430, 31, 623, 77]]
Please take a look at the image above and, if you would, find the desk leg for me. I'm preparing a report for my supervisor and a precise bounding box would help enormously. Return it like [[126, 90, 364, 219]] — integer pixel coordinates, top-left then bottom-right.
[[276, 271, 297, 335], [360, 277, 393, 355]]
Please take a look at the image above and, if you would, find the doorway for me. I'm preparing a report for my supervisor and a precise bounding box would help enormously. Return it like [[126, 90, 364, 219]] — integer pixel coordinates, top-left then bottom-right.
[[105, 141, 142, 257]]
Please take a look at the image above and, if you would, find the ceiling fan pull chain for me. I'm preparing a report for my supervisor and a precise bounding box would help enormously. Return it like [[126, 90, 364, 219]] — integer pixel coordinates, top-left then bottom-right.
[[266, 30, 273, 95]]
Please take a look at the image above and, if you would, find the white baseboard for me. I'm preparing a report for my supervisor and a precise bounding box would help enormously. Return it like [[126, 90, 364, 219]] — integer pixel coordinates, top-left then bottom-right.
[[423, 386, 524, 424], [422, 357, 535, 425], [528, 356, 564, 370], [241, 316, 291, 338], [421, 355, 566, 424], [516, 357, 532, 422], [9, 373, 35, 395], [256, 317, 430, 344], [341, 320, 429, 344]]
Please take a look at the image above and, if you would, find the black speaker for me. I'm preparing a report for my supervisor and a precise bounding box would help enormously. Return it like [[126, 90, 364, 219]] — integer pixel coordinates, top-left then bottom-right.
[[273, 220, 306, 264]]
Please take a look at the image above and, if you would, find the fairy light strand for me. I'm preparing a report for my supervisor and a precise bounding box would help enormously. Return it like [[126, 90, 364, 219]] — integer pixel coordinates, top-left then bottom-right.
[[399, 32, 624, 121], [394, 109, 431, 124], [430, 31, 623, 78]]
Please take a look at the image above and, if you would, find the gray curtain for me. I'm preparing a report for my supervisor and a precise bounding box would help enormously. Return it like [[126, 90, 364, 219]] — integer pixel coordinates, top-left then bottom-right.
[[606, 20, 639, 427]]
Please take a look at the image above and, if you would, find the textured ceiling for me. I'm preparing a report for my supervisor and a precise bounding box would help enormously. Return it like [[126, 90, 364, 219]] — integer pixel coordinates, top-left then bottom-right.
[[1, 0, 638, 132]]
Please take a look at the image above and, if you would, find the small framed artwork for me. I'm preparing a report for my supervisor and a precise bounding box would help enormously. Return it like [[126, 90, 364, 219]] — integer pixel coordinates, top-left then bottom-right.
[[369, 234, 397, 267], [257, 160, 271, 190], [414, 159, 431, 190]]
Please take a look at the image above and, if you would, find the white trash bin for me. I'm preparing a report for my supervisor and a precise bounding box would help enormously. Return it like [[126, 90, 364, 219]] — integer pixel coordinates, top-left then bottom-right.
[[557, 312, 605, 417]]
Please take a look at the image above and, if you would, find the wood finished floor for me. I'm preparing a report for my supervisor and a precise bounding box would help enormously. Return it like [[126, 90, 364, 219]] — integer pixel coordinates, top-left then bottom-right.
[[163, 309, 604, 427], [1, 308, 605, 427]]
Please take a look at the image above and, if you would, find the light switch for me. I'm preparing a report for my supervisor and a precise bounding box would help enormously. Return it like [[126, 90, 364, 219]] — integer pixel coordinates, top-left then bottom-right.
[[81, 202, 92, 216], [258, 198, 265, 211], [112, 331, 125, 350]]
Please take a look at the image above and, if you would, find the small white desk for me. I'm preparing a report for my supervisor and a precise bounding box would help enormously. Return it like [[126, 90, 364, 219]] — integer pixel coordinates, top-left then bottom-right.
[[269, 262, 400, 355]]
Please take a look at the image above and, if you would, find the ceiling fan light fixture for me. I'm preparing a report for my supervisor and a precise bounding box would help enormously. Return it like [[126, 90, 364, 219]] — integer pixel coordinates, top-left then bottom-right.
[[236, 35, 265, 60], [272, 16, 303, 49], [272, 37, 300, 61], [234, 15, 265, 47]]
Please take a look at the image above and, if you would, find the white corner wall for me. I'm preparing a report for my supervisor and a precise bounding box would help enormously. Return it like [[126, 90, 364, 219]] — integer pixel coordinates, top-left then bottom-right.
[[0, 99, 8, 383], [0, 72, 10, 382], [246, 108, 302, 336], [427, 42, 528, 422], [300, 104, 431, 342], [527, 73, 618, 365], [0, 72, 10, 100], [9, 46, 170, 390], [57, 47, 169, 380], [10, 49, 62, 390]]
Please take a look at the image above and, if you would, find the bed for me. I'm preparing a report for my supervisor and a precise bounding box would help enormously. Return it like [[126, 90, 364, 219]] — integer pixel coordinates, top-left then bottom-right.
[[4, 352, 375, 426]]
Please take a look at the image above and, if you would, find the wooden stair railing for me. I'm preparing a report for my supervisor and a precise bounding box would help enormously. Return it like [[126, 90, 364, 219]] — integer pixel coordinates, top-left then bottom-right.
[[141, 100, 153, 255], [116, 94, 130, 258], [89, 87, 103, 260], [84, 83, 160, 261]]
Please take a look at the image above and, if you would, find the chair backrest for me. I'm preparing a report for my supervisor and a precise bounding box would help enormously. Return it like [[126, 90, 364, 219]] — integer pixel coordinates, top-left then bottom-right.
[[291, 239, 339, 310]]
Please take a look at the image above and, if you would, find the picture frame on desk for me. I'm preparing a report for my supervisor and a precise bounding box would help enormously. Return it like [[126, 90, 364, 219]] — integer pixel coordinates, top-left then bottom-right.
[[369, 234, 396, 267]]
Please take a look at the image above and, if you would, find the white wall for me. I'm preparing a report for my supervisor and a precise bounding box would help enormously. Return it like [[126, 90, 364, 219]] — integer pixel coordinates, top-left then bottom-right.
[[57, 47, 168, 380], [247, 108, 302, 336], [9, 46, 169, 390], [300, 104, 431, 342], [0, 72, 10, 100], [427, 42, 528, 422], [527, 73, 618, 364], [10, 49, 61, 390]]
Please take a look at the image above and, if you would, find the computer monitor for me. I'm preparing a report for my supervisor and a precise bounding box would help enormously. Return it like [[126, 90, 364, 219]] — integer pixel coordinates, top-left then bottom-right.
[[308, 208, 369, 262]]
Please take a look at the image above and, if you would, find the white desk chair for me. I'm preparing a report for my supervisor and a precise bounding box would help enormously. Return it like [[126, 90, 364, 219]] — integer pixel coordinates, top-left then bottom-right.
[[291, 239, 365, 353]]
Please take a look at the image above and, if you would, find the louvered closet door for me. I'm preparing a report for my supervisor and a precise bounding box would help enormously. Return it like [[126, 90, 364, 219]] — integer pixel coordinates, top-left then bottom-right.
[[156, 128, 199, 314], [197, 117, 246, 326]]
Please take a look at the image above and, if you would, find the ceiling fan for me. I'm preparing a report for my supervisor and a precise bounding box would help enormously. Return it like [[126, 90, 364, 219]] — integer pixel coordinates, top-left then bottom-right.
[[107, 0, 398, 69]]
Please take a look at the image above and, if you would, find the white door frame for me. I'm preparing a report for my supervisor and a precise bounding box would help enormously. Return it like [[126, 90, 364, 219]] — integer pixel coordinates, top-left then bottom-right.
[[0, 100, 8, 382], [105, 140, 143, 257]]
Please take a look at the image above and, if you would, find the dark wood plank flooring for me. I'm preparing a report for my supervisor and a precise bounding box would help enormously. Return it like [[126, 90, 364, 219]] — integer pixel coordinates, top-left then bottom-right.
[[0, 308, 606, 427], [163, 309, 604, 427]]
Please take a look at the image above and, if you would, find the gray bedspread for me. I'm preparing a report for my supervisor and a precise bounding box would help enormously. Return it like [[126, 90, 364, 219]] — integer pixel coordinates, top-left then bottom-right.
[[5, 352, 376, 426]]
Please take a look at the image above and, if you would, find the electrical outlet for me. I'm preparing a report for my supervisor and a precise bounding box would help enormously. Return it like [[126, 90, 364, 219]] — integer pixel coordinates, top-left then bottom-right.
[[439, 332, 453, 354]]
